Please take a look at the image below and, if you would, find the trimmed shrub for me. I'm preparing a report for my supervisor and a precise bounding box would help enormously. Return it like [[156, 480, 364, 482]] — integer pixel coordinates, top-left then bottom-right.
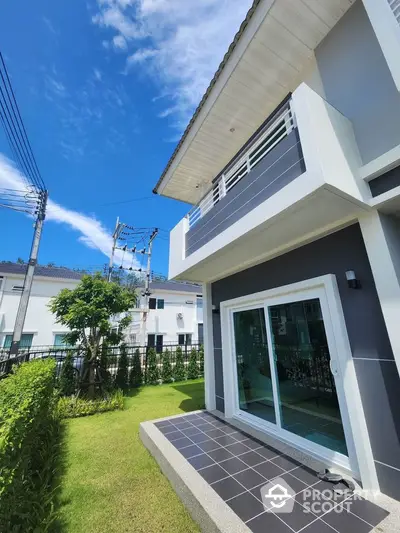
[[57, 389, 124, 419], [129, 348, 143, 387], [199, 344, 204, 375], [173, 346, 186, 382], [146, 348, 159, 384], [0, 358, 59, 532], [59, 351, 76, 396], [161, 349, 173, 383], [187, 347, 200, 379], [115, 344, 129, 390]]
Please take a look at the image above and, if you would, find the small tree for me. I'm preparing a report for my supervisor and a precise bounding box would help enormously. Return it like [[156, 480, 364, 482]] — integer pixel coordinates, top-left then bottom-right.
[[187, 347, 200, 380], [161, 349, 173, 383], [49, 274, 136, 397], [59, 351, 76, 396], [173, 347, 186, 382], [146, 348, 159, 385], [199, 345, 204, 375], [115, 344, 129, 390], [129, 348, 143, 387]]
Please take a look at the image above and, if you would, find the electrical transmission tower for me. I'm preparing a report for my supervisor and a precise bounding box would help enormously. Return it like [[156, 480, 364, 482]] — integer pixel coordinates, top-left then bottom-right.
[[108, 220, 159, 346], [0, 52, 48, 355]]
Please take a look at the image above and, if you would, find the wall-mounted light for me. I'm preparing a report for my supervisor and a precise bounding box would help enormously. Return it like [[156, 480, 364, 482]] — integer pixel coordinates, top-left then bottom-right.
[[345, 270, 361, 289], [212, 304, 220, 314]]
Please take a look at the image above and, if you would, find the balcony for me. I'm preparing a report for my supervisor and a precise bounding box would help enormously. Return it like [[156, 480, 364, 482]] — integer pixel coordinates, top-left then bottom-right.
[[186, 100, 305, 257], [169, 83, 371, 283]]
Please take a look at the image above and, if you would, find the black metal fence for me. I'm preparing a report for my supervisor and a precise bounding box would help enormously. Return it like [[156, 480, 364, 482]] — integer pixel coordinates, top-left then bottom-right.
[[0, 343, 204, 384]]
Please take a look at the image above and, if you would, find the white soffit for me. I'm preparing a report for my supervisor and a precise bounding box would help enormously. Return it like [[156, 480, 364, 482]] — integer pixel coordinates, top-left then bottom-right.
[[155, 0, 356, 205]]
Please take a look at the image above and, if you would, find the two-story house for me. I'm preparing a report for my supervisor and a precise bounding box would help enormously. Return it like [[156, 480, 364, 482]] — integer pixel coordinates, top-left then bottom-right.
[[153, 0, 400, 501], [0, 263, 82, 348], [125, 281, 203, 350]]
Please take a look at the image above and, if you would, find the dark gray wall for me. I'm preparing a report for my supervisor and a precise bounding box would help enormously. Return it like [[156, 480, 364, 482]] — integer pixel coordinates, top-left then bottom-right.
[[315, 1, 400, 164], [186, 129, 305, 256], [369, 165, 400, 197], [211, 224, 400, 500]]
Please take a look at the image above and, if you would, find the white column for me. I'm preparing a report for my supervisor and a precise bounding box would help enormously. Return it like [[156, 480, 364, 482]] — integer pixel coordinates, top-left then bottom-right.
[[359, 210, 400, 374], [202, 282, 216, 411]]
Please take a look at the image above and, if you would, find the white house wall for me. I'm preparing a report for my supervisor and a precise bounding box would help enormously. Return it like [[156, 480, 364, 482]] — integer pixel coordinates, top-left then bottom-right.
[[0, 275, 80, 347]]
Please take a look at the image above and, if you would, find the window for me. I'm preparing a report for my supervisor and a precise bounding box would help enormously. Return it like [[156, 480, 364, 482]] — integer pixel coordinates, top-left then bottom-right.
[[3, 333, 33, 349], [157, 299, 165, 310], [148, 334, 163, 353], [178, 333, 192, 346], [54, 334, 69, 347], [149, 298, 157, 310], [12, 285, 24, 292]]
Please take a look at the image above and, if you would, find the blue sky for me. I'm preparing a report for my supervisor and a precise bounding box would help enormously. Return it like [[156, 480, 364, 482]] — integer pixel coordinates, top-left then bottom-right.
[[0, 0, 251, 275]]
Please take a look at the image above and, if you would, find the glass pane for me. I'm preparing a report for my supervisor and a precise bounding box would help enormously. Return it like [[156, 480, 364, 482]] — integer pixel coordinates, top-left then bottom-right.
[[233, 308, 275, 424], [3, 335, 12, 348], [268, 298, 347, 455]]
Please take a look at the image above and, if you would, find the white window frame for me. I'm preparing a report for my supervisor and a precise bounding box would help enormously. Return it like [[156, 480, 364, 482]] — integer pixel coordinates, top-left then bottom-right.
[[220, 274, 378, 492]]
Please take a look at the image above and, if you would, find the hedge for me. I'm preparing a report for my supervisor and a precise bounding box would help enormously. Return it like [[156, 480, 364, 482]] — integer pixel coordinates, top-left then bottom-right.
[[0, 358, 58, 532], [57, 389, 124, 418]]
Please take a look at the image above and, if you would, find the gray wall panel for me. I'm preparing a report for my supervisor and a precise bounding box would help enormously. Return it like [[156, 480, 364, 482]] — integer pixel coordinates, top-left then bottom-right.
[[215, 396, 225, 413], [214, 348, 224, 400], [353, 359, 400, 470], [186, 129, 305, 256], [375, 461, 400, 502], [315, 1, 400, 164], [210, 224, 399, 496]]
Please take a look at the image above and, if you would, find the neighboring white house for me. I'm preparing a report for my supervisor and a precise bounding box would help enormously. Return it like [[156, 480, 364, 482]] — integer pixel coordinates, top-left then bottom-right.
[[0, 263, 82, 348], [124, 281, 203, 349]]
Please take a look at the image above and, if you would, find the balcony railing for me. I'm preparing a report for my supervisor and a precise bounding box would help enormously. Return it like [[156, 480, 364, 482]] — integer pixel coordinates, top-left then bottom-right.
[[187, 101, 295, 230]]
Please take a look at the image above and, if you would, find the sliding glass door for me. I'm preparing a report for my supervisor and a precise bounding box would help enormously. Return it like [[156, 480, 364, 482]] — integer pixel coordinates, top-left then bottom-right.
[[232, 296, 348, 456]]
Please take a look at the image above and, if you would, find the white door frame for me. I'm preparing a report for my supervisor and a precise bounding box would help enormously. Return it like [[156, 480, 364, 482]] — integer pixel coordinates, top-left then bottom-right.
[[220, 274, 379, 492]]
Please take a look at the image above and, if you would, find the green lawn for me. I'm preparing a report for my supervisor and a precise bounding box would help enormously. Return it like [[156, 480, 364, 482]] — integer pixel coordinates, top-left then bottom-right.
[[56, 380, 205, 533]]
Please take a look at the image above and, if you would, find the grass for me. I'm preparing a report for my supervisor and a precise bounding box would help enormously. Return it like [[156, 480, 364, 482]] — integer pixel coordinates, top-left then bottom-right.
[[56, 380, 205, 533]]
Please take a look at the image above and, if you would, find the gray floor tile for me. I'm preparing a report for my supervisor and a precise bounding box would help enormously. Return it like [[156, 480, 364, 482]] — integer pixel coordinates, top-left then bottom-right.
[[188, 453, 215, 470], [186, 432, 213, 444], [290, 466, 320, 485], [211, 477, 246, 501], [241, 438, 264, 450], [247, 511, 292, 532], [173, 421, 193, 429], [155, 420, 173, 428], [300, 519, 338, 532], [203, 428, 226, 439], [159, 425, 179, 435], [273, 472, 308, 496], [179, 444, 203, 458], [233, 468, 268, 490], [227, 491, 265, 522], [207, 447, 234, 462], [348, 497, 389, 527], [322, 504, 374, 533], [198, 464, 229, 484], [164, 430, 185, 442], [240, 451, 268, 467], [197, 439, 222, 453], [274, 501, 318, 532], [271, 454, 301, 472], [229, 432, 250, 442], [181, 427, 203, 437], [256, 461, 286, 480], [254, 446, 281, 460], [219, 457, 248, 475], [214, 434, 238, 446], [172, 436, 193, 449], [223, 426, 241, 435], [225, 442, 252, 456]]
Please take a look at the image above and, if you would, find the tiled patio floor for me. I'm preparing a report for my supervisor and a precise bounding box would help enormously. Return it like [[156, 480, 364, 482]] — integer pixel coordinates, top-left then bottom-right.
[[154, 411, 389, 533]]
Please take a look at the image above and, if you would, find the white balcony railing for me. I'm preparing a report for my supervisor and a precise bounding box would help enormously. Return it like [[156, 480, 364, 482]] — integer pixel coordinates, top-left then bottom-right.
[[187, 101, 295, 230], [388, 0, 400, 24]]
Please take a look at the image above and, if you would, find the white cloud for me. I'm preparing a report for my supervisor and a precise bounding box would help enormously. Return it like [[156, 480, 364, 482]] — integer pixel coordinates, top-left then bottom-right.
[[113, 35, 127, 49], [93, 68, 103, 81], [0, 154, 137, 267], [92, 0, 252, 126]]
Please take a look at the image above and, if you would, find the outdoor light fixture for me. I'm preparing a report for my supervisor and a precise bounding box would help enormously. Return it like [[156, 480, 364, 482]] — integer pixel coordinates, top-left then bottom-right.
[[345, 270, 361, 289], [212, 304, 220, 314]]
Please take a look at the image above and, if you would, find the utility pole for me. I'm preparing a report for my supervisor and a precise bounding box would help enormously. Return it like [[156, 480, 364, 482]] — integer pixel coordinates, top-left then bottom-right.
[[140, 228, 158, 347], [10, 191, 48, 356], [108, 217, 123, 282]]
